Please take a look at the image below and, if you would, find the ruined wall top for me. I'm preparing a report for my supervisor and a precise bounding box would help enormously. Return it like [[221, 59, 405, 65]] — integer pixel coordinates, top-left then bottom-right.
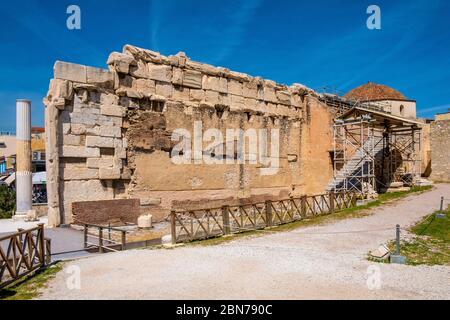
[[46, 44, 317, 117]]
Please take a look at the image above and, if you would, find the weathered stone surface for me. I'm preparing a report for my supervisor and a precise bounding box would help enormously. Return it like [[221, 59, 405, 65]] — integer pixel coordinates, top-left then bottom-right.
[[100, 126, 122, 138], [62, 167, 99, 181], [86, 67, 114, 87], [62, 146, 100, 158], [62, 134, 81, 146], [86, 136, 115, 148], [148, 65, 172, 82], [133, 78, 156, 95], [190, 89, 205, 102], [243, 81, 258, 99], [130, 60, 150, 78], [107, 52, 136, 74], [172, 67, 183, 85], [86, 157, 115, 169], [116, 87, 144, 99], [54, 61, 87, 83], [99, 167, 121, 180], [156, 82, 173, 98], [202, 76, 227, 93], [48, 79, 74, 101], [228, 79, 243, 96], [101, 105, 125, 117], [172, 86, 190, 101], [183, 70, 202, 89], [276, 90, 291, 105], [72, 198, 141, 225], [137, 214, 152, 229]]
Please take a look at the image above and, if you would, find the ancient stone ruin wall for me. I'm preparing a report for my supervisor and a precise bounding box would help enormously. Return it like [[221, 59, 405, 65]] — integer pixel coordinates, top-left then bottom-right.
[[44, 45, 334, 227], [430, 119, 450, 182]]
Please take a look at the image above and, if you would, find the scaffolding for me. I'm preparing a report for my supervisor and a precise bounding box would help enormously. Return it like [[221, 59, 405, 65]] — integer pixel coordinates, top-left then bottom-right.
[[330, 107, 423, 196]]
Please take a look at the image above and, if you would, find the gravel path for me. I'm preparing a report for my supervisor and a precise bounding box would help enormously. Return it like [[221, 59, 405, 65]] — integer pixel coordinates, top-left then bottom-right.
[[39, 184, 450, 300]]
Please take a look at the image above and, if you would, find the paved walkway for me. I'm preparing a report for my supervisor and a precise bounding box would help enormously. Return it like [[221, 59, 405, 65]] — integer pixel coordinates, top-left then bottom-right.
[[39, 185, 450, 299]]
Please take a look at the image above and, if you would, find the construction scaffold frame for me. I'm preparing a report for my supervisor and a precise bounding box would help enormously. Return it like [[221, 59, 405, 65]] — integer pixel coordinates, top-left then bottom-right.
[[332, 113, 422, 195]]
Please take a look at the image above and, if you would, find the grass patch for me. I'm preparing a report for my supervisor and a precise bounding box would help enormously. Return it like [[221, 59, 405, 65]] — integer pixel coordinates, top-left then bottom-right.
[[0, 262, 63, 300], [388, 205, 450, 266], [187, 186, 433, 247]]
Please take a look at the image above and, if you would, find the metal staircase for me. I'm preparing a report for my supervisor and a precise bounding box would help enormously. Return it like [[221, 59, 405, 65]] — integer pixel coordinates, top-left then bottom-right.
[[327, 135, 384, 193]]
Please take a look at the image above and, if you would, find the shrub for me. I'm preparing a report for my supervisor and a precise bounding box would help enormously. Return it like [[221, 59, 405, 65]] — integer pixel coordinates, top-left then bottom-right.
[[0, 185, 16, 219]]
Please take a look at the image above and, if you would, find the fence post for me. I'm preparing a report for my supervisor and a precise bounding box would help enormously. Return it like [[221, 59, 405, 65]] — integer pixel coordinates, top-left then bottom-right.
[[329, 192, 335, 214], [395, 224, 401, 255], [265, 200, 273, 227], [45, 238, 52, 264], [98, 227, 103, 253], [222, 206, 230, 235], [301, 196, 307, 217], [121, 231, 126, 251], [83, 225, 88, 249], [440, 196, 444, 213], [38, 224, 45, 265], [170, 210, 177, 245]]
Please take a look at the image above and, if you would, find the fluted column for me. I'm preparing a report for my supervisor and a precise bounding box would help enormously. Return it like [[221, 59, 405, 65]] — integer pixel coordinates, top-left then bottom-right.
[[15, 99, 33, 218]]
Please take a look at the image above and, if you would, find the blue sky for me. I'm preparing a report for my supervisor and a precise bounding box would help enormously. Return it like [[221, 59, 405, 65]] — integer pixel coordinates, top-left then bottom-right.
[[0, 0, 449, 131]]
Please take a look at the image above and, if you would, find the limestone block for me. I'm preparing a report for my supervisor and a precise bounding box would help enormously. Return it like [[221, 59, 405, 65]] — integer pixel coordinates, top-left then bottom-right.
[[190, 89, 205, 102], [62, 134, 81, 146], [137, 214, 153, 229], [100, 126, 122, 138], [116, 88, 144, 99], [276, 90, 291, 105], [107, 52, 136, 74], [172, 86, 189, 101], [172, 68, 183, 85], [86, 136, 115, 148], [53, 98, 66, 110], [133, 78, 156, 95], [228, 79, 243, 96], [148, 65, 172, 82], [62, 146, 100, 158], [99, 167, 121, 180], [71, 124, 87, 135], [86, 158, 115, 169], [230, 95, 244, 110], [244, 98, 258, 109], [62, 123, 71, 135], [70, 112, 98, 126], [86, 126, 100, 136], [62, 167, 99, 181], [49, 79, 74, 100], [54, 61, 87, 83], [86, 67, 114, 87], [183, 70, 202, 89], [205, 90, 219, 105], [218, 93, 231, 106], [101, 105, 125, 117], [130, 60, 150, 78], [155, 82, 173, 98], [101, 93, 119, 105], [243, 81, 258, 99], [202, 76, 227, 93], [263, 85, 277, 103]]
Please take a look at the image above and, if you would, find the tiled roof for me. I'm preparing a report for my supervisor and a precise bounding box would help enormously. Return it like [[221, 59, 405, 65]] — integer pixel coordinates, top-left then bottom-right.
[[344, 82, 407, 101]]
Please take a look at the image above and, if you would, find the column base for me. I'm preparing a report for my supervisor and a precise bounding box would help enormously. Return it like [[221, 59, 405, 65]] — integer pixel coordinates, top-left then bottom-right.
[[14, 210, 39, 222]]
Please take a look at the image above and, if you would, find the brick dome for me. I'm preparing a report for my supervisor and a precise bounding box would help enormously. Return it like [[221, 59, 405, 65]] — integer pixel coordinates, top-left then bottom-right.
[[344, 82, 407, 102]]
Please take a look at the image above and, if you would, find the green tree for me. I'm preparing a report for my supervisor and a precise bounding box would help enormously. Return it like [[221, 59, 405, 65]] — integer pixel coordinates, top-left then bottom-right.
[[0, 185, 16, 219]]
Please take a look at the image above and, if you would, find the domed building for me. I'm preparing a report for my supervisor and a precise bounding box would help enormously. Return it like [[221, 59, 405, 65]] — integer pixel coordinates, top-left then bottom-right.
[[344, 82, 417, 119]]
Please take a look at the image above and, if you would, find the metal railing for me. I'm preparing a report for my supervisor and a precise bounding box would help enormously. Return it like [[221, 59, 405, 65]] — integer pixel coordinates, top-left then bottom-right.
[[171, 192, 358, 244], [0, 224, 51, 289], [83, 224, 127, 253]]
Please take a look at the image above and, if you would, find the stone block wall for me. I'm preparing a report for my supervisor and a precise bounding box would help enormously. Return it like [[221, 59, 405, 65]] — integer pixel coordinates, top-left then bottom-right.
[[44, 44, 334, 226], [430, 119, 450, 182]]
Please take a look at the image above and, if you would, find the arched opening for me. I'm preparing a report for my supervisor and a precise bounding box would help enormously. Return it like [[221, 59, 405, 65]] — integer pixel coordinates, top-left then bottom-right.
[[399, 104, 405, 116]]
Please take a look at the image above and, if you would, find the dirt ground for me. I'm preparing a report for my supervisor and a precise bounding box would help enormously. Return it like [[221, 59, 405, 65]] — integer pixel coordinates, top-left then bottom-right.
[[38, 184, 450, 300]]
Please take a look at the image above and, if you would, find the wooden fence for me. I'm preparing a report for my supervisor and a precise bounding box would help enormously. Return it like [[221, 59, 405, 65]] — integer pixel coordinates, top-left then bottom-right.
[[170, 192, 358, 244], [0, 224, 51, 289]]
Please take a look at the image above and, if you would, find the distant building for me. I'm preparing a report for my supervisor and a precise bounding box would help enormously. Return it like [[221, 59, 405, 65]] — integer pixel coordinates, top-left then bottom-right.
[[0, 127, 46, 175], [344, 82, 417, 119], [435, 108, 450, 121]]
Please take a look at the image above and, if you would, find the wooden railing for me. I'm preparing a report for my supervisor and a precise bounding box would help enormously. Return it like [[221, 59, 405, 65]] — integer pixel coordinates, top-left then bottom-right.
[[83, 224, 127, 253], [0, 224, 51, 289], [170, 192, 358, 244]]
